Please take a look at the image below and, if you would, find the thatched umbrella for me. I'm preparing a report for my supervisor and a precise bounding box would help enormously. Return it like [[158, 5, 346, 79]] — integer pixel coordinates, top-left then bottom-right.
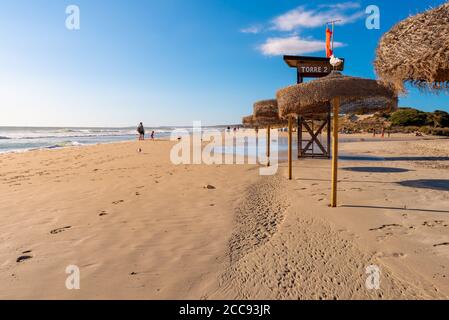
[[278, 72, 397, 118], [374, 2, 449, 92], [253, 99, 288, 127], [340, 96, 398, 115], [277, 71, 397, 207], [253, 99, 279, 122], [242, 115, 256, 128], [253, 99, 288, 167]]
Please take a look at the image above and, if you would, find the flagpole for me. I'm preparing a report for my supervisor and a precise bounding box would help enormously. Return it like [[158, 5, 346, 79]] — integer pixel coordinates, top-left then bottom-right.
[[332, 21, 335, 52], [326, 19, 342, 53]]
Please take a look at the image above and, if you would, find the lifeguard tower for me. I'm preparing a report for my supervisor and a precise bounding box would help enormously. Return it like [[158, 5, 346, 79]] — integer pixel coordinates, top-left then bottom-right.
[[283, 55, 344, 159]]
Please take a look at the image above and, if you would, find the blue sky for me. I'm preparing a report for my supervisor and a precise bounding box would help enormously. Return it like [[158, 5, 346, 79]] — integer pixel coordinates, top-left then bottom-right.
[[0, 0, 448, 127]]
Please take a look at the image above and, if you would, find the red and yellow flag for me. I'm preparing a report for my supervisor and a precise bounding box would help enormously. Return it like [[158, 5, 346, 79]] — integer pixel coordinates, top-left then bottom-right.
[[326, 27, 333, 57]]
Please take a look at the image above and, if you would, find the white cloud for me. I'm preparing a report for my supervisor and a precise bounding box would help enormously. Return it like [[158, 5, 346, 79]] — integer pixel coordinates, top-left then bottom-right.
[[241, 2, 360, 56], [240, 25, 262, 34], [318, 2, 361, 10], [259, 35, 345, 56], [272, 3, 364, 31]]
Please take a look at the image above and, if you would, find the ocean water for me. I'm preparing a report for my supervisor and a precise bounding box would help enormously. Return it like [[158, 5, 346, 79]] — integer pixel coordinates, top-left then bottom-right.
[[0, 127, 383, 162], [0, 126, 182, 153], [0, 126, 285, 156]]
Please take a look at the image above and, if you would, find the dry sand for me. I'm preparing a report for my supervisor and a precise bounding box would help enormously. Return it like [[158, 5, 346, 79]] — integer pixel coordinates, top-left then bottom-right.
[[0, 134, 448, 299]]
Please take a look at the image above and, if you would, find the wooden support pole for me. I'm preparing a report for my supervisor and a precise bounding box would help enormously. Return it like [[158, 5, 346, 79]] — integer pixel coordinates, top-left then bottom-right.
[[266, 126, 271, 167], [255, 127, 259, 162], [327, 110, 331, 159], [288, 116, 293, 180], [331, 97, 340, 208], [297, 116, 302, 159]]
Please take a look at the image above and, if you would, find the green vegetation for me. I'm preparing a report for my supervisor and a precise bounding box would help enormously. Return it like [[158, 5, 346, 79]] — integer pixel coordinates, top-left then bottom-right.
[[389, 108, 428, 126], [419, 126, 449, 136], [341, 108, 449, 136], [428, 110, 449, 128], [389, 108, 449, 128], [388, 108, 449, 136]]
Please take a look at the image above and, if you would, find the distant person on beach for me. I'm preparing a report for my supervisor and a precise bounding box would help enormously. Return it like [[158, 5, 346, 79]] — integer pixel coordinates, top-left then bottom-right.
[[151, 131, 155, 140], [137, 122, 145, 140]]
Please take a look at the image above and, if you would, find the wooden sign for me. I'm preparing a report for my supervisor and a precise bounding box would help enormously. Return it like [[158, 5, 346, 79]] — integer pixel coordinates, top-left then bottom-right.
[[283, 55, 345, 82], [298, 63, 334, 75]]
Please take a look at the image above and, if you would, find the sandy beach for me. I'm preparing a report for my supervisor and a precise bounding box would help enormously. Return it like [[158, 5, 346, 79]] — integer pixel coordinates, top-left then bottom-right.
[[0, 134, 448, 299]]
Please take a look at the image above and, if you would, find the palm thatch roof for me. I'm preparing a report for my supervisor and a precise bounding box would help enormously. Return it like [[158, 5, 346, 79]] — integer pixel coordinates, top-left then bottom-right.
[[242, 115, 256, 128], [253, 99, 278, 118], [374, 2, 449, 92], [340, 96, 398, 115], [277, 71, 397, 118], [253, 99, 288, 127]]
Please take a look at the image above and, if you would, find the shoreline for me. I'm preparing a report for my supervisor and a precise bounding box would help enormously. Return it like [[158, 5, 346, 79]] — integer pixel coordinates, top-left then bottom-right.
[[1, 130, 447, 156]]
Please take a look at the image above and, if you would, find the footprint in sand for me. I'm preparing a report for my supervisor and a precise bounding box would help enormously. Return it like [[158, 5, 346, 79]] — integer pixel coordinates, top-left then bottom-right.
[[433, 273, 448, 280], [16, 255, 33, 263], [112, 200, 124, 205], [423, 221, 447, 228], [99, 210, 108, 217], [392, 252, 407, 258], [50, 226, 72, 234], [433, 242, 449, 248], [369, 224, 402, 231], [370, 224, 413, 241], [377, 252, 407, 259]]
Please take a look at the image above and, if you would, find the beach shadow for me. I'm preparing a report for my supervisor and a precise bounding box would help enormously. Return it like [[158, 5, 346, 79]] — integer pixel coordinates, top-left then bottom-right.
[[342, 204, 449, 214], [339, 155, 449, 162], [397, 179, 449, 191], [342, 167, 410, 173], [386, 156, 449, 161], [299, 177, 394, 184], [339, 155, 385, 162]]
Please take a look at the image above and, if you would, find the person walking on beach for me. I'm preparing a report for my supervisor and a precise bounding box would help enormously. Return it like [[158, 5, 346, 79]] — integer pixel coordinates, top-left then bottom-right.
[[150, 131, 155, 140], [137, 122, 145, 140]]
